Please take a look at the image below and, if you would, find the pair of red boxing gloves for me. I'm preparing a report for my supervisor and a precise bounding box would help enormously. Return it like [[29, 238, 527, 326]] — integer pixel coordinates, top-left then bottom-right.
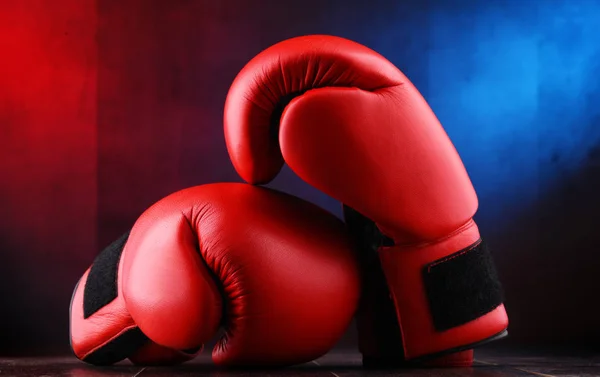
[[70, 35, 508, 368]]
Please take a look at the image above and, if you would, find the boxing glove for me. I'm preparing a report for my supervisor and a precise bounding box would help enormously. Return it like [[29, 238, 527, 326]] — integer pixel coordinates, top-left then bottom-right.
[[70, 183, 360, 367], [224, 35, 508, 365]]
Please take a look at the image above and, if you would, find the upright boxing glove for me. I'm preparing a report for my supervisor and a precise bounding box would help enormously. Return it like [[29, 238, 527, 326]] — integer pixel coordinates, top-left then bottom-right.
[[224, 35, 508, 365], [70, 183, 360, 367]]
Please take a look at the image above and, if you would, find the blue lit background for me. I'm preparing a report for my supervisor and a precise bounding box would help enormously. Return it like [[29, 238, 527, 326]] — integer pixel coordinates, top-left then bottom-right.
[[299, 0, 600, 225]]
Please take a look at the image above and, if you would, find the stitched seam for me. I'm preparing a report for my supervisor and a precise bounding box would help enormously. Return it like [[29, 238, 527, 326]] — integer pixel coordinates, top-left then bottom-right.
[[392, 219, 476, 250], [427, 239, 482, 273]]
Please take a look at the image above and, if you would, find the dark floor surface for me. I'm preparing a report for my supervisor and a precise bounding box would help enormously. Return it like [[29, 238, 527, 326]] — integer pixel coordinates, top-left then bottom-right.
[[1, 347, 599, 377]]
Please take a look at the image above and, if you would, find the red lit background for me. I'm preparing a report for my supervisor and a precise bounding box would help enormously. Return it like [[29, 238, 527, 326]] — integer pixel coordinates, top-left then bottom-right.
[[1, 0, 599, 356]]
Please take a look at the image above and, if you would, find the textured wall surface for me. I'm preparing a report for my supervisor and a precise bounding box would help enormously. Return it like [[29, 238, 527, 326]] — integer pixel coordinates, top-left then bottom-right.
[[0, 0, 599, 354], [0, 0, 98, 354]]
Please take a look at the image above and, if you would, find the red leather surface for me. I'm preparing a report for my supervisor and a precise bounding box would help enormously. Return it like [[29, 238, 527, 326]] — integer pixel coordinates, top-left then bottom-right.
[[72, 183, 360, 366], [225, 35, 401, 187], [123, 183, 360, 366], [122, 208, 223, 351], [224, 35, 508, 360], [225, 34, 477, 243]]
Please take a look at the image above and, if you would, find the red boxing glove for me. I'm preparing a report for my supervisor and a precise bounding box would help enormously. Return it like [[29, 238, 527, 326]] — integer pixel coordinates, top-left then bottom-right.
[[70, 183, 360, 367], [224, 35, 508, 366]]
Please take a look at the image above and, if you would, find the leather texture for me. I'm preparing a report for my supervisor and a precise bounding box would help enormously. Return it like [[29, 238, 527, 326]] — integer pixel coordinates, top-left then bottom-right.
[[70, 183, 360, 367], [224, 35, 508, 363]]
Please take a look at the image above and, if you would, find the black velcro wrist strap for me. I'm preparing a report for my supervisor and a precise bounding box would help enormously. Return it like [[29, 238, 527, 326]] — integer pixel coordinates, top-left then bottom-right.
[[83, 232, 130, 318], [423, 239, 504, 332], [76, 231, 151, 365]]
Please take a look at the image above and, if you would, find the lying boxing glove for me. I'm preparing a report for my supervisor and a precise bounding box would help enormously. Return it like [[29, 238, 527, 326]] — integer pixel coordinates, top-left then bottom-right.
[[70, 182, 360, 367], [224, 35, 508, 365]]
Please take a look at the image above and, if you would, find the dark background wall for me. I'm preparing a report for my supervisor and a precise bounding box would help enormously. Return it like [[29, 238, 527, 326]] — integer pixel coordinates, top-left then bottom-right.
[[1, 0, 599, 355]]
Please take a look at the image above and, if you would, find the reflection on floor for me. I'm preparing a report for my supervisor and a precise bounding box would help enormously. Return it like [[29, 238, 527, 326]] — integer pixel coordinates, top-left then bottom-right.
[[1, 346, 599, 377]]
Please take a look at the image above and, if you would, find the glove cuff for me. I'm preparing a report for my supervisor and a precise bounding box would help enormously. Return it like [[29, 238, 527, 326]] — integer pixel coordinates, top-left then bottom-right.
[[377, 220, 508, 360]]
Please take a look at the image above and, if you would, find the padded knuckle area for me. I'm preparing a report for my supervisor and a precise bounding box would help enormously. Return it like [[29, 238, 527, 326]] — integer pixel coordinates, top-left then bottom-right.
[[249, 35, 403, 95]]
